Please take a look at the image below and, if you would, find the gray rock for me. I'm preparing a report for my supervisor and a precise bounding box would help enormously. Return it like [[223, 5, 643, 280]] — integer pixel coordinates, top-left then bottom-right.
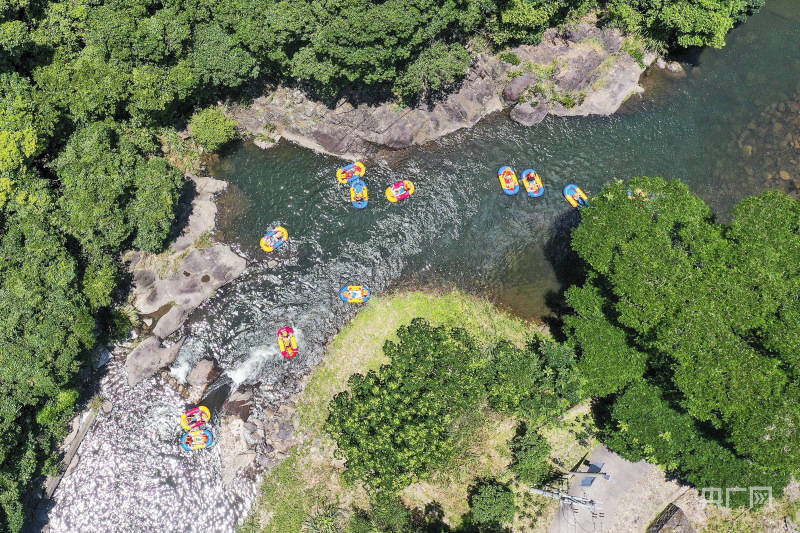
[[187, 358, 221, 388], [666, 61, 685, 74], [125, 337, 185, 387], [278, 421, 294, 440], [151, 305, 189, 339], [219, 415, 258, 487], [228, 15, 653, 158], [655, 57, 668, 70], [503, 73, 534, 103], [223, 386, 254, 421], [101, 401, 113, 414], [511, 102, 549, 126]]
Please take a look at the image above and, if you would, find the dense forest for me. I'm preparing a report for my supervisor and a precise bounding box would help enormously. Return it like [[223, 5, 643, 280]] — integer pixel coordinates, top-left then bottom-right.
[[0, 0, 764, 529], [566, 178, 800, 500]]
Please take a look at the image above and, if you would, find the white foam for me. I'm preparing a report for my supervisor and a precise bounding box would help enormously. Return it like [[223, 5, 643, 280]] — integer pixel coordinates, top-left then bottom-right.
[[228, 343, 282, 386]]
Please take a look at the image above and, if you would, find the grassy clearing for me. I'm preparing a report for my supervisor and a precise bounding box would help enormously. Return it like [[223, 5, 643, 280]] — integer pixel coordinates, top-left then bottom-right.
[[242, 290, 577, 533]]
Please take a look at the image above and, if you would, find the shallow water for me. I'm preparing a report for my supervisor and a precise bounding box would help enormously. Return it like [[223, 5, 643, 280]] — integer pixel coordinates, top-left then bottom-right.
[[48, 1, 800, 531]]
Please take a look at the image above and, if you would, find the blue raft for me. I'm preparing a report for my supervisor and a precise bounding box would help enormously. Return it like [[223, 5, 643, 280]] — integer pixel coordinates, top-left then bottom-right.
[[182, 428, 215, 451], [350, 178, 368, 209]]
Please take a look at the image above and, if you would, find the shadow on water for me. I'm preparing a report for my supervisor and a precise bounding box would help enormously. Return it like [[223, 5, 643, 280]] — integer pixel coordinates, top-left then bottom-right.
[[541, 209, 586, 340]]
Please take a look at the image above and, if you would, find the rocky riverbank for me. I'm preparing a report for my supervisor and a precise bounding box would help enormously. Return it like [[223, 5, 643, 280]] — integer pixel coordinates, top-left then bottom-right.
[[230, 17, 660, 159]]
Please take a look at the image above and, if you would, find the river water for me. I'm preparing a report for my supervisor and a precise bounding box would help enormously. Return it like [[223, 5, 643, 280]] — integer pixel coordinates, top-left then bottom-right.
[[48, 2, 800, 531]]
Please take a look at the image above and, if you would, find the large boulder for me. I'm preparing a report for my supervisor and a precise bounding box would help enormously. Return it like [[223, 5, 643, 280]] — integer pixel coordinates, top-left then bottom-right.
[[503, 73, 534, 103], [219, 415, 258, 487], [125, 337, 184, 387], [223, 386, 254, 421], [186, 358, 222, 402], [151, 305, 189, 339], [510, 102, 549, 126]]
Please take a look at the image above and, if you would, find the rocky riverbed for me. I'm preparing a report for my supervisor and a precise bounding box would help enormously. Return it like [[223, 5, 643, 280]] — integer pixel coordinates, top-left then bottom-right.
[[231, 16, 661, 159], [736, 89, 800, 196]]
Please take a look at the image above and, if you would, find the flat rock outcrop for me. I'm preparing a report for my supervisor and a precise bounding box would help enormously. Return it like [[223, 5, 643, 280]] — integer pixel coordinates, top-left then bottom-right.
[[125, 337, 185, 387], [232, 16, 655, 159], [123, 174, 246, 388]]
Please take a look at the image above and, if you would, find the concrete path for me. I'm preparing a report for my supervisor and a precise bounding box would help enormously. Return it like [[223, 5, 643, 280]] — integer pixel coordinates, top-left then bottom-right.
[[548, 445, 655, 533]]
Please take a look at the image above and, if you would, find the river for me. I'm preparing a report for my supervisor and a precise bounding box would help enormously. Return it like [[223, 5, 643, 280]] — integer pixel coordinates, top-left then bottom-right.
[[47, 1, 800, 531]]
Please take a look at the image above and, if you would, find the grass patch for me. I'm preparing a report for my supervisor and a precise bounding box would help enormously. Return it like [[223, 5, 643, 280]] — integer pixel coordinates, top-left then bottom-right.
[[498, 51, 522, 65], [622, 37, 647, 68], [194, 231, 213, 250]]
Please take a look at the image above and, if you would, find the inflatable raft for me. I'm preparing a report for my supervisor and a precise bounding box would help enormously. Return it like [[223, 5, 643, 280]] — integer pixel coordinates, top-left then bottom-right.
[[337, 161, 366, 184], [385, 180, 415, 202], [521, 169, 544, 197], [278, 327, 298, 359], [350, 178, 368, 209], [563, 184, 589, 208], [260, 226, 288, 252], [339, 285, 371, 303], [181, 406, 211, 431], [182, 429, 214, 451], [498, 166, 519, 195]]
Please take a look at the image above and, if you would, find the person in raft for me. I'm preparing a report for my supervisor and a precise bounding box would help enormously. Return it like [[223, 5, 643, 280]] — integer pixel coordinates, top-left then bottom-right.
[[353, 191, 365, 201]]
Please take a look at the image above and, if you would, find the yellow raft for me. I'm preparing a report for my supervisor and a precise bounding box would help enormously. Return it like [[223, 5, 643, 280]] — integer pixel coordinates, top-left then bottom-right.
[[336, 161, 366, 184], [260, 226, 288, 252]]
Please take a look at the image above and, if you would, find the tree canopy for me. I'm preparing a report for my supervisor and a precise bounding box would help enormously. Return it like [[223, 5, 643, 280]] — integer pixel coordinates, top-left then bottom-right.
[[565, 177, 800, 495]]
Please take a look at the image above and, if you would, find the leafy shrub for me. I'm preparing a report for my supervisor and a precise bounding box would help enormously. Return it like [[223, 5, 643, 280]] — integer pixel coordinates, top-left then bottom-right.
[[302, 504, 344, 533], [510, 426, 551, 485], [189, 106, 237, 152], [470, 479, 515, 526], [498, 51, 521, 65]]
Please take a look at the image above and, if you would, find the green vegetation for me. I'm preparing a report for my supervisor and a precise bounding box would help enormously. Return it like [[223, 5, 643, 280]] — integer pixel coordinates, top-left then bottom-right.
[[0, 0, 764, 525], [469, 479, 516, 528], [189, 107, 238, 152], [243, 292, 590, 533], [498, 52, 522, 66], [565, 177, 800, 502]]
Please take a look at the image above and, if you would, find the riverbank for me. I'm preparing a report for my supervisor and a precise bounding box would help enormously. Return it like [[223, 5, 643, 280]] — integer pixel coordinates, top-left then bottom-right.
[[231, 15, 663, 160], [237, 291, 586, 533]]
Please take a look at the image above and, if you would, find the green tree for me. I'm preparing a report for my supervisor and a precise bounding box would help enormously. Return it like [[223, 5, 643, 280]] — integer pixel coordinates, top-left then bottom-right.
[[326, 319, 486, 490], [393, 41, 472, 101], [510, 426, 551, 485], [565, 177, 800, 499], [469, 479, 515, 527], [189, 106, 237, 152]]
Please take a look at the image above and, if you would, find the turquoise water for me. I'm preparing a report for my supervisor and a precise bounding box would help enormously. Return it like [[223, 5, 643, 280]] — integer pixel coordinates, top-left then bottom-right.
[[183, 0, 800, 392]]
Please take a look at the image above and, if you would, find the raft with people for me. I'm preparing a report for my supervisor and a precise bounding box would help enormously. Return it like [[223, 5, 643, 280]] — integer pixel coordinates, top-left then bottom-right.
[[277, 327, 299, 359], [337, 161, 366, 184], [260, 226, 288, 252], [521, 169, 544, 197], [350, 178, 368, 209], [385, 180, 415, 202], [498, 166, 519, 195], [181, 429, 215, 451], [181, 406, 211, 431], [339, 285, 371, 303], [563, 184, 589, 208]]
